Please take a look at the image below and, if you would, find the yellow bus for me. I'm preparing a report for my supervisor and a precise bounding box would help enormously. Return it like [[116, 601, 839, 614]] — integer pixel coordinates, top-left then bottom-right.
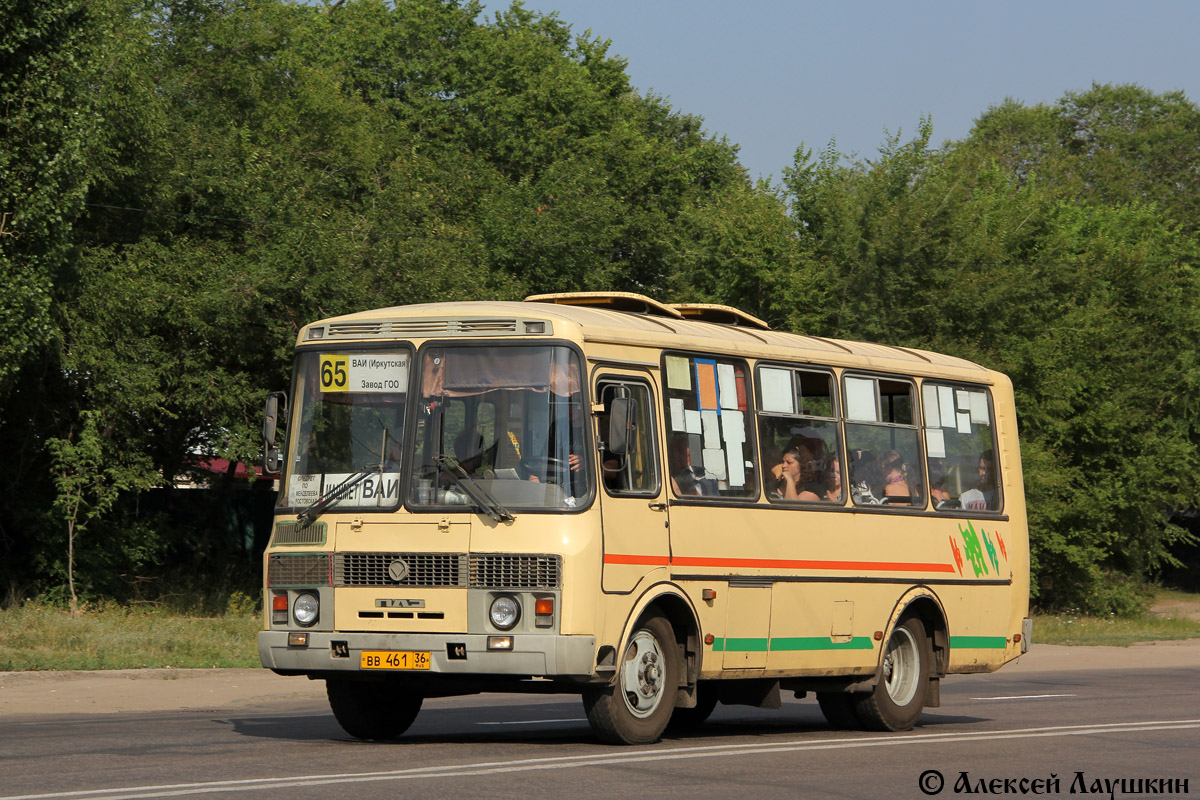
[[258, 292, 1030, 745]]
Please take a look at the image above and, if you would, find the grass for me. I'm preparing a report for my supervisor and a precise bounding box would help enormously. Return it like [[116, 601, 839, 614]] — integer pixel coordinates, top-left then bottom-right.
[[0, 601, 261, 671], [1032, 587, 1200, 646], [1033, 613, 1200, 646]]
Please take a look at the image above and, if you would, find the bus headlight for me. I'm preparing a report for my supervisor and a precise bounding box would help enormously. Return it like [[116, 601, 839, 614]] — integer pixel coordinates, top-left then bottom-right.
[[293, 592, 319, 627], [489, 596, 520, 630]]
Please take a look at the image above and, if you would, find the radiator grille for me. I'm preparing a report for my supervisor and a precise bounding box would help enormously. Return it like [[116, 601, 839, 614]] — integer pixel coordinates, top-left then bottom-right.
[[470, 553, 562, 589], [272, 520, 327, 545], [321, 552, 562, 589], [267, 553, 330, 587], [333, 552, 467, 587]]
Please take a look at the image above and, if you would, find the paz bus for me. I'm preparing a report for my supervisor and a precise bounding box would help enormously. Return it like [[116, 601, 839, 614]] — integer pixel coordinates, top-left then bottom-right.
[[258, 292, 1030, 745]]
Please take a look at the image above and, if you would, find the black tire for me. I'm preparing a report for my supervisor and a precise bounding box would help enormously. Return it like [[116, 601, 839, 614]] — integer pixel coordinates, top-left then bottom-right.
[[853, 617, 931, 731], [583, 614, 680, 745], [326, 679, 423, 740], [666, 681, 719, 732], [816, 691, 860, 730]]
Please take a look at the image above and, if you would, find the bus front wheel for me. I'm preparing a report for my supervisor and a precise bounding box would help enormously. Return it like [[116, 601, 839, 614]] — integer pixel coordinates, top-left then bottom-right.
[[853, 617, 931, 731], [326, 678, 423, 740], [583, 614, 680, 745]]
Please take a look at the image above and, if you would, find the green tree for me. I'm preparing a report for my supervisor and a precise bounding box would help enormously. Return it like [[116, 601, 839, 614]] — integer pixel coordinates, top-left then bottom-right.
[[0, 0, 105, 392], [1, 0, 763, 601], [48, 412, 155, 615], [970, 83, 1200, 236]]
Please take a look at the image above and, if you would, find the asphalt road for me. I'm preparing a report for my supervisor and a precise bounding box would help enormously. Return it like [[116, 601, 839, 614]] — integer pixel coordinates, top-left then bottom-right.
[[1, 660, 1197, 800]]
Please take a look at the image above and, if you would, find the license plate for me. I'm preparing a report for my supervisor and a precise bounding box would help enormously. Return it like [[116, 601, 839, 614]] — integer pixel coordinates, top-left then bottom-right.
[[360, 650, 432, 670]]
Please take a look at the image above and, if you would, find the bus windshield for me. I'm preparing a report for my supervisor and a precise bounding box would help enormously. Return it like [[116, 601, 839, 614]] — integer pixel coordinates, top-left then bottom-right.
[[283, 349, 412, 510], [410, 344, 590, 511]]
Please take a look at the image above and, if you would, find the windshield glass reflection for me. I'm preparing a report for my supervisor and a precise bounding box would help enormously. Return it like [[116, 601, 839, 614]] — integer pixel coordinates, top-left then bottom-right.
[[410, 345, 590, 511]]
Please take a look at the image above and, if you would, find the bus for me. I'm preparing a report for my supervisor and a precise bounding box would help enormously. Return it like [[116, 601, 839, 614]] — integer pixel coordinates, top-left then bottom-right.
[[258, 292, 1030, 745]]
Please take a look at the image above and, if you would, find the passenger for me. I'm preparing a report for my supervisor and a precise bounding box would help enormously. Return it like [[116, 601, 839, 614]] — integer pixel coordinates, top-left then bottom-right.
[[849, 450, 882, 505], [822, 455, 843, 503], [928, 459, 952, 507], [668, 433, 715, 496], [959, 450, 997, 510], [773, 446, 821, 501], [879, 449, 911, 504]]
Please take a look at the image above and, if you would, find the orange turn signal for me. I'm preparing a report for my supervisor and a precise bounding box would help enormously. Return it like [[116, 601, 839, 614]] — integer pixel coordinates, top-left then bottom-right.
[[535, 597, 554, 616]]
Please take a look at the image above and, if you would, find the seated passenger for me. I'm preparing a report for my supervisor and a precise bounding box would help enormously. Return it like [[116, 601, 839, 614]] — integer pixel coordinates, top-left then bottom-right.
[[822, 455, 843, 503], [772, 446, 821, 501], [879, 449, 911, 505], [928, 459, 952, 507], [669, 434, 715, 496], [850, 450, 882, 505], [959, 450, 997, 510]]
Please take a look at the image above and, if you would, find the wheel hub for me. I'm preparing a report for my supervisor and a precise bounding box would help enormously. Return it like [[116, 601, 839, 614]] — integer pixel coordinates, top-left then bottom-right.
[[639, 652, 661, 696], [621, 630, 667, 717]]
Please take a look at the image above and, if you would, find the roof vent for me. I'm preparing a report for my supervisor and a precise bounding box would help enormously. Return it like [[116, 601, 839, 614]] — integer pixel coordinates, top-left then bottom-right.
[[524, 292, 683, 319], [669, 303, 771, 330]]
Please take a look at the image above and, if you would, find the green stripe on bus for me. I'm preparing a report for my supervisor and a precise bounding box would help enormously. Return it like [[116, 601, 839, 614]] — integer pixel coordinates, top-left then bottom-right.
[[771, 637, 876, 651], [724, 637, 770, 652], [709, 637, 875, 652], [950, 635, 1008, 649]]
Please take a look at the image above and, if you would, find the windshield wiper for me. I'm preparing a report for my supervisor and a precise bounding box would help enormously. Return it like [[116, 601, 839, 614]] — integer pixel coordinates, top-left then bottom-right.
[[433, 455, 514, 523], [298, 463, 382, 524]]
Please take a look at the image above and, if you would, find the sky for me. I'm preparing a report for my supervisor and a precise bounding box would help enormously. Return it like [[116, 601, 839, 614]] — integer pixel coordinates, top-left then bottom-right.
[[478, 0, 1200, 183]]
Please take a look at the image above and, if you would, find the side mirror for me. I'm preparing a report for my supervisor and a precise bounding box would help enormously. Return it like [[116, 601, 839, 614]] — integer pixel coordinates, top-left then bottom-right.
[[607, 397, 636, 456], [262, 391, 288, 475]]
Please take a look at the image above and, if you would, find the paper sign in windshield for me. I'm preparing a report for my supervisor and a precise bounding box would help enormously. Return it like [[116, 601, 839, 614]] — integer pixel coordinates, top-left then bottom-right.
[[288, 472, 402, 507], [320, 354, 408, 393]]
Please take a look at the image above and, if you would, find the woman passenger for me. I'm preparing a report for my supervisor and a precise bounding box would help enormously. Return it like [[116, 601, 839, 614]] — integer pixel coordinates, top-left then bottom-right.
[[774, 446, 821, 501], [823, 455, 843, 502]]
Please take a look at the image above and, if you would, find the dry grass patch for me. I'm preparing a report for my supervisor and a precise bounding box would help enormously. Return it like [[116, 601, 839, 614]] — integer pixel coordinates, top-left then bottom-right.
[[0, 601, 260, 671]]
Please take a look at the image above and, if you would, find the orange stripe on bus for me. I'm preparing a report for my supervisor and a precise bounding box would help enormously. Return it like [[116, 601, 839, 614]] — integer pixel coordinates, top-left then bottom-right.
[[603, 554, 671, 566]]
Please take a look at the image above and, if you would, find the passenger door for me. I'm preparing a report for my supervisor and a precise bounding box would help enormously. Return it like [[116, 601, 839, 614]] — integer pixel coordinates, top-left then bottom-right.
[[595, 375, 669, 593]]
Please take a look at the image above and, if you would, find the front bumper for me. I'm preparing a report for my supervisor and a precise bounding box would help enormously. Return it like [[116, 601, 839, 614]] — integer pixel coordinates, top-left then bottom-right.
[[258, 630, 597, 678]]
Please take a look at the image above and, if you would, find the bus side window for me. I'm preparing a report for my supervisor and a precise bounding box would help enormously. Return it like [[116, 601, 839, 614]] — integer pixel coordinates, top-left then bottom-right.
[[757, 365, 843, 504], [662, 354, 757, 499], [597, 380, 659, 496], [843, 375, 924, 508], [921, 383, 1001, 512]]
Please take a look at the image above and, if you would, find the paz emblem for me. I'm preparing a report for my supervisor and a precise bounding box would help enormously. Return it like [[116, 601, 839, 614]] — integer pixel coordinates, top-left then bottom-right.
[[388, 559, 410, 583]]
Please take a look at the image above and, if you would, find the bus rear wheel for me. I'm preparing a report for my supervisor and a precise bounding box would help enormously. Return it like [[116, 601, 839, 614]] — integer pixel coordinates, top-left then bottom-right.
[[816, 691, 860, 730], [583, 614, 680, 745], [326, 678, 423, 740], [853, 617, 930, 731]]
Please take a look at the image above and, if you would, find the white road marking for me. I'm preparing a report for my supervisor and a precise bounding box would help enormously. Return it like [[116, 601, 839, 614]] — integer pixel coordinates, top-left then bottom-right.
[[477, 717, 587, 725], [970, 693, 1078, 700], [6, 718, 1199, 800]]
